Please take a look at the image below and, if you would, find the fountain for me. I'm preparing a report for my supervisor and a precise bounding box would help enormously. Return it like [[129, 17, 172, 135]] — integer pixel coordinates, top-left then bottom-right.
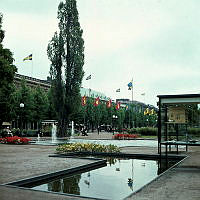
[[37, 134, 40, 141], [70, 121, 74, 139], [51, 123, 57, 143]]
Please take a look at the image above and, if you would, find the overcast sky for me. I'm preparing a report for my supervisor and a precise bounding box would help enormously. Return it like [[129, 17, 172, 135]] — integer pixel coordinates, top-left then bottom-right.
[[1, 0, 200, 106]]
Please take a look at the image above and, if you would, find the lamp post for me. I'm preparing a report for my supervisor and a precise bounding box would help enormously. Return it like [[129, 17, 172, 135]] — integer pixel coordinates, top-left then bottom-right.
[[20, 103, 24, 135], [112, 115, 118, 134]]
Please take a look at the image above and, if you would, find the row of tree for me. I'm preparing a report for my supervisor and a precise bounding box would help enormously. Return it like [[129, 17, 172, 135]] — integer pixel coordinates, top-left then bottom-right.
[[1, 78, 157, 134], [0, 0, 157, 137]]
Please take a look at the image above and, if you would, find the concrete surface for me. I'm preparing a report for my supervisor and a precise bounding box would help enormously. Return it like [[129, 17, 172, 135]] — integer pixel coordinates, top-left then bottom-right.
[[1, 131, 200, 200]]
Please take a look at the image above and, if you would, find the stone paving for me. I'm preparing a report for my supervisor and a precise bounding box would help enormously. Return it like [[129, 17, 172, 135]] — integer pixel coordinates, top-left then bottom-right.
[[0, 131, 200, 200]]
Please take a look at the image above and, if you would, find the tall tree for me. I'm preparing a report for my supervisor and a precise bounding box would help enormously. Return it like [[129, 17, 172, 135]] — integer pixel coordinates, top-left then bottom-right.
[[47, 0, 84, 137], [0, 13, 17, 127]]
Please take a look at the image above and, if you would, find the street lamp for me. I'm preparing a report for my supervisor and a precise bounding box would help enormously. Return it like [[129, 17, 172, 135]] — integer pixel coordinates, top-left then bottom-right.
[[20, 103, 24, 135], [112, 115, 118, 134]]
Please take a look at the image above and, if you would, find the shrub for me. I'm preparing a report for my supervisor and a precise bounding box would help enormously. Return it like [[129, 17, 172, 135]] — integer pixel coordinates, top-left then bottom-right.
[[136, 127, 157, 136], [188, 128, 200, 136], [56, 143, 120, 153], [0, 136, 31, 144], [127, 128, 137, 134]]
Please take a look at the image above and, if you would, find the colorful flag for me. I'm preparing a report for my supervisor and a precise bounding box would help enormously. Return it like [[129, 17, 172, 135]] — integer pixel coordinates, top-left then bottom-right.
[[144, 108, 150, 115], [106, 99, 112, 108], [116, 102, 121, 110], [23, 54, 32, 61], [86, 75, 91, 80], [94, 97, 100, 106], [116, 88, 120, 92], [82, 96, 87, 106], [128, 80, 133, 90], [150, 109, 155, 115], [125, 104, 129, 110]]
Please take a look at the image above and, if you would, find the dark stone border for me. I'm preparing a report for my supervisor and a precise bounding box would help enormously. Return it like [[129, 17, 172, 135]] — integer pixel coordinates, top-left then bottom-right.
[[5, 158, 106, 188], [53, 151, 185, 160]]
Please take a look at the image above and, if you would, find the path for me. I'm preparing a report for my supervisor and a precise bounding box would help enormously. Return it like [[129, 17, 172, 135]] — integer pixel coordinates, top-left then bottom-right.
[[0, 134, 200, 200]]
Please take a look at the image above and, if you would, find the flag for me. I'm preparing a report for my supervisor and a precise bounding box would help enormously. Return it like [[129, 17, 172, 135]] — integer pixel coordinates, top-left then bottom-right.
[[82, 96, 87, 106], [128, 80, 133, 90], [86, 75, 91, 80], [106, 99, 112, 108], [116, 88, 120, 92], [150, 109, 155, 115], [94, 97, 100, 106], [141, 93, 145, 96], [144, 108, 150, 115], [125, 104, 129, 110], [116, 102, 121, 110], [23, 54, 32, 61]]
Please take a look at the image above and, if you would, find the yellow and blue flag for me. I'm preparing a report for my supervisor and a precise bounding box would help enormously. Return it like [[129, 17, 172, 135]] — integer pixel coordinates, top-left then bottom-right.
[[23, 54, 32, 61]]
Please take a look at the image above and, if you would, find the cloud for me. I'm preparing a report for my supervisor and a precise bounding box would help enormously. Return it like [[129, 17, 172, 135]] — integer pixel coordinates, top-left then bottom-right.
[[2, 0, 200, 106]]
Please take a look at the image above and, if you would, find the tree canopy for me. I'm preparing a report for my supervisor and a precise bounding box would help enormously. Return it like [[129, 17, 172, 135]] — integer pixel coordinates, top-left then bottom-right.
[[47, 0, 84, 136], [0, 13, 17, 126]]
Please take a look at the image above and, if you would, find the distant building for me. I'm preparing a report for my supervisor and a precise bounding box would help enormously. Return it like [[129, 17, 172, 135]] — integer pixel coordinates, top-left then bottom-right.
[[14, 73, 51, 91], [116, 98, 158, 112], [14, 73, 109, 100], [80, 87, 109, 101]]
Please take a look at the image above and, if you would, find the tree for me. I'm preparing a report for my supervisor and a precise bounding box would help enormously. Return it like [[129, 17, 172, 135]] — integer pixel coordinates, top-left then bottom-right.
[[16, 79, 34, 129], [47, 0, 84, 137], [32, 87, 49, 128], [0, 13, 17, 127]]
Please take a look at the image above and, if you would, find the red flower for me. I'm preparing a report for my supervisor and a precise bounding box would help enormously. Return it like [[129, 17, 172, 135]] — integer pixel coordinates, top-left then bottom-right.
[[1, 136, 31, 144], [113, 133, 139, 140]]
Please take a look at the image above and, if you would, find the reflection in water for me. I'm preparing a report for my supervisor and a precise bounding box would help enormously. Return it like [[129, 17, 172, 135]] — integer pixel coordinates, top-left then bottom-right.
[[48, 174, 81, 195], [32, 158, 179, 200]]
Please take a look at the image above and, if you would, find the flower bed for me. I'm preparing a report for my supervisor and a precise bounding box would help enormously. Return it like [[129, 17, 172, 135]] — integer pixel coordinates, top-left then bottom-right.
[[0, 136, 31, 144], [56, 143, 120, 153], [113, 133, 139, 140]]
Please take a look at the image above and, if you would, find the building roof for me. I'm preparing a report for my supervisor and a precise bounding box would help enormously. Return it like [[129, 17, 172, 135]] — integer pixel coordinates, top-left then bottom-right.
[[80, 87, 109, 101], [157, 94, 200, 104]]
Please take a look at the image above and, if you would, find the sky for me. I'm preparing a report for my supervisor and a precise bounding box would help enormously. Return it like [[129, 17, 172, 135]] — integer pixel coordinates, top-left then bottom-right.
[[1, 0, 200, 107]]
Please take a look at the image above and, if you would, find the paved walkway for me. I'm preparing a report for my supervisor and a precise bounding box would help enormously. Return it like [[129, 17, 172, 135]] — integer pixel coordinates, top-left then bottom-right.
[[0, 132, 200, 200]]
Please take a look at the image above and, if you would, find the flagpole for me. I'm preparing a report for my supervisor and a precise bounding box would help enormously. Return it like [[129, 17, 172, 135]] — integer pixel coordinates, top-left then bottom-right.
[[132, 84, 133, 103], [131, 78, 134, 128], [31, 56, 33, 78]]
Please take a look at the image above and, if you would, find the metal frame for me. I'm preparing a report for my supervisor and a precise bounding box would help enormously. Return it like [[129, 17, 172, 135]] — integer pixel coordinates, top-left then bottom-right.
[[157, 94, 200, 158]]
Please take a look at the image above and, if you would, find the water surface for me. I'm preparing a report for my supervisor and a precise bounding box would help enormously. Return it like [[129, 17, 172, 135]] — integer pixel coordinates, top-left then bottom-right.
[[32, 158, 168, 200]]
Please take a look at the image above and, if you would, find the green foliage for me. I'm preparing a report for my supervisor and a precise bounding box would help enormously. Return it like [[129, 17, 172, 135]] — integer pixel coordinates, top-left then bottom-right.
[[0, 13, 17, 126], [135, 127, 158, 136], [32, 87, 49, 126], [16, 79, 34, 123], [188, 128, 200, 136], [127, 128, 137, 134], [46, 88, 57, 119], [47, 0, 84, 136]]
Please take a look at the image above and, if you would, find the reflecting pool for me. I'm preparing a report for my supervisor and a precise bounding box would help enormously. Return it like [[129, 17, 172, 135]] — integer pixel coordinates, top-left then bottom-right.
[[31, 158, 175, 200]]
